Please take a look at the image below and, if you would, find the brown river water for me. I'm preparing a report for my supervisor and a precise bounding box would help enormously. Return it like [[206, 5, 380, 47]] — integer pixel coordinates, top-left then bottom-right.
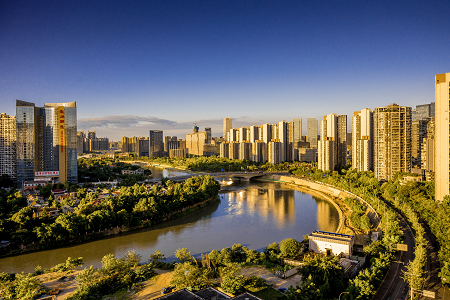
[[0, 167, 339, 273]]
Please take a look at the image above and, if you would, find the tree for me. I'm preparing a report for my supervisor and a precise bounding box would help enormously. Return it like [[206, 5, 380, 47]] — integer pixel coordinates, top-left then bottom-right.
[[11, 206, 33, 229], [299, 255, 344, 298], [170, 262, 208, 291], [149, 250, 166, 267], [285, 275, 322, 300], [279, 238, 302, 258], [221, 274, 245, 294], [12, 273, 41, 300], [220, 262, 245, 294], [175, 248, 192, 263]]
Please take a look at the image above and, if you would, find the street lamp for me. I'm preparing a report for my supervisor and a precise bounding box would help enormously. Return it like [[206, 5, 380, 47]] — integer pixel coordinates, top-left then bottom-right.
[[339, 292, 349, 300]]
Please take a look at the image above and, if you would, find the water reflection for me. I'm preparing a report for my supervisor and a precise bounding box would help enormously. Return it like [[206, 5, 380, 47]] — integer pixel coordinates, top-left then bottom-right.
[[0, 169, 339, 273]]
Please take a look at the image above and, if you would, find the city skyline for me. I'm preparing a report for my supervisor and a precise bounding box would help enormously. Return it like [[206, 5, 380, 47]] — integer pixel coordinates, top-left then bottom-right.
[[2, 1, 450, 140]]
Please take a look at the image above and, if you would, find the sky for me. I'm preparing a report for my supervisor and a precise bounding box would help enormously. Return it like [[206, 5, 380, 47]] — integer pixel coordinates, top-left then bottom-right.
[[1, 0, 449, 140]]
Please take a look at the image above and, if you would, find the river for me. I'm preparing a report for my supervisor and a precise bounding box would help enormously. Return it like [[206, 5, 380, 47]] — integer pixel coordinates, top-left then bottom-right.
[[0, 167, 339, 273]]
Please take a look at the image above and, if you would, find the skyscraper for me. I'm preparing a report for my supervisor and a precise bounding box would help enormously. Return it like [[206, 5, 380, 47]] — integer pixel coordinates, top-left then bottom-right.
[[307, 118, 318, 149], [223, 118, 232, 141], [337, 115, 347, 167], [0, 113, 16, 182], [16, 100, 77, 186], [352, 109, 373, 172], [435, 73, 450, 201], [374, 103, 411, 181], [292, 118, 302, 143], [149, 130, 164, 158], [318, 116, 335, 171], [318, 114, 347, 171]]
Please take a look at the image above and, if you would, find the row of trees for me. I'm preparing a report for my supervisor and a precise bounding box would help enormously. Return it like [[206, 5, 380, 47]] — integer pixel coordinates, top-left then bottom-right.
[[1, 176, 221, 248], [77, 157, 151, 183], [291, 164, 450, 288], [121, 155, 294, 172], [167, 239, 303, 295]]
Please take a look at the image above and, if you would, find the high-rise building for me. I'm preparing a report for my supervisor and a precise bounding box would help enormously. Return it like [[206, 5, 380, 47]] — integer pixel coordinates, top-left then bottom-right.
[[229, 142, 240, 160], [136, 137, 149, 157], [149, 130, 164, 158], [337, 115, 347, 167], [307, 118, 318, 149], [262, 123, 272, 143], [186, 126, 219, 156], [318, 114, 347, 171], [248, 125, 259, 143], [252, 140, 266, 163], [411, 119, 430, 167], [421, 117, 435, 181], [268, 140, 282, 165], [0, 113, 17, 182], [293, 118, 302, 143], [77, 131, 84, 154], [122, 136, 139, 153], [164, 136, 178, 153], [352, 109, 373, 172], [238, 127, 247, 143], [223, 118, 232, 141], [16, 100, 77, 186], [374, 103, 411, 181], [318, 117, 334, 171], [416, 103, 435, 121], [229, 128, 238, 142], [220, 142, 229, 158], [239, 142, 252, 160], [435, 73, 450, 201], [205, 128, 212, 144]]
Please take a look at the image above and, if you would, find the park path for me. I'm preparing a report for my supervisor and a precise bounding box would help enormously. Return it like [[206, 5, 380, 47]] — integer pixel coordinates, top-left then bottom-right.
[[132, 269, 174, 300]]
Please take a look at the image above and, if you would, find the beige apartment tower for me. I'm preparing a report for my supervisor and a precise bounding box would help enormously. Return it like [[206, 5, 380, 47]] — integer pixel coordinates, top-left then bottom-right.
[[223, 118, 232, 141], [435, 73, 450, 201], [352, 109, 373, 172], [374, 103, 411, 181]]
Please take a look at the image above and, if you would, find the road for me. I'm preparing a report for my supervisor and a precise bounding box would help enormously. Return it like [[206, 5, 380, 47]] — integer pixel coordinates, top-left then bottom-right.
[[373, 212, 415, 300], [418, 220, 450, 300]]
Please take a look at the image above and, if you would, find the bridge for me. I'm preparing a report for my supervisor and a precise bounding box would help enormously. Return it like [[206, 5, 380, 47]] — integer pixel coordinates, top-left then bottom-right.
[[165, 171, 290, 182]]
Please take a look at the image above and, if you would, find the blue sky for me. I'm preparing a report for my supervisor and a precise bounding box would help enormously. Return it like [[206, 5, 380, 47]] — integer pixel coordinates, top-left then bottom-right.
[[1, 0, 449, 140]]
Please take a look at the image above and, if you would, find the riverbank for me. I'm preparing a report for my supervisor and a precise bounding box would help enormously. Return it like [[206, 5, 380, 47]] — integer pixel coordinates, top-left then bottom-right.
[[257, 174, 376, 240], [0, 195, 219, 259]]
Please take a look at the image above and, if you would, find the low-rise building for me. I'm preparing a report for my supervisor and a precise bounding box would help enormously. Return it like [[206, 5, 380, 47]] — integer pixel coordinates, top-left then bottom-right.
[[308, 230, 355, 257]]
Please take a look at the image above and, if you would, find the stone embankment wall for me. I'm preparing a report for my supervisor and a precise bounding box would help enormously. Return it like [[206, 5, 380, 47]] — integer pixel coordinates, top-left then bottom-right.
[[261, 174, 345, 233], [261, 174, 381, 233]]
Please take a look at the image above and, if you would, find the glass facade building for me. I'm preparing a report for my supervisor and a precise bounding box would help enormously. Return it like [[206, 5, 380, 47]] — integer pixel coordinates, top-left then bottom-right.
[[16, 100, 77, 186]]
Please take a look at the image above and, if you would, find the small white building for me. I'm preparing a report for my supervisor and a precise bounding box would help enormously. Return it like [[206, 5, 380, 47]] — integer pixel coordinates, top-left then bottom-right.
[[308, 230, 355, 257]]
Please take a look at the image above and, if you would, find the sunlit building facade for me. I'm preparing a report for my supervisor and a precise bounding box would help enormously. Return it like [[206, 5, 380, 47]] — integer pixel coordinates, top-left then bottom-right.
[[307, 118, 318, 149], [0, 113, 17, 181], [435, 73, 450, 201], [374, 103, 411, 181], [16, 100, 77, 186], [352, 108, 373, 172]]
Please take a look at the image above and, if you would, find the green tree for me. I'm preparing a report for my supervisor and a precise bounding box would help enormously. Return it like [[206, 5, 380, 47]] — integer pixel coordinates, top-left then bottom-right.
[[279, 238, 302, 258], [149, 250, 166, 267], [12, 273, 41, 300], [285, 275, 322, 300], [220, 262, 245, 294], [175, 248, 192, 263], [170, 262, 208, 291], [299, 255, 344, 298]]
